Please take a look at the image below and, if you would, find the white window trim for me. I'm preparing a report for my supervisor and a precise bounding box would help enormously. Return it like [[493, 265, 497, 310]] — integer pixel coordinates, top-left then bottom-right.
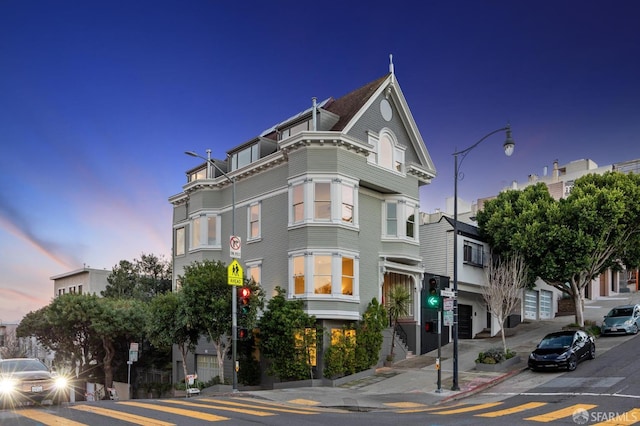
[[188, 212, 222, 251], [173, 224, 186, 257], [288, 249, 360, 300], [288, 175, 359, 228], [382, 198, 419, 242], [366, 128, 406, 174]]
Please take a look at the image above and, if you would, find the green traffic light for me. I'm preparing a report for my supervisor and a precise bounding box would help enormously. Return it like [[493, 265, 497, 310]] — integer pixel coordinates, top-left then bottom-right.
[[427, 295, 440, 309]]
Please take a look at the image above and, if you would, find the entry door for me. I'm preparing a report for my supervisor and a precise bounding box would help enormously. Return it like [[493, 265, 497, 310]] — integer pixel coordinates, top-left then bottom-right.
[[458, 304, 473, 339]]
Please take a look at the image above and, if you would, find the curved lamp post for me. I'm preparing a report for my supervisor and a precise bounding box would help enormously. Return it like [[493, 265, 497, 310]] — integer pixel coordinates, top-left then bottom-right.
[[451, 124, 514, 391], [185, 149, 238, 392]]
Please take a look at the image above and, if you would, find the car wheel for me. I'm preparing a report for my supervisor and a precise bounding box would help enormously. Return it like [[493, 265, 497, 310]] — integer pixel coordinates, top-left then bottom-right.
[[588, 344, 596, 360], [633, 325, 639, 335], [567, 354, 578, 371]]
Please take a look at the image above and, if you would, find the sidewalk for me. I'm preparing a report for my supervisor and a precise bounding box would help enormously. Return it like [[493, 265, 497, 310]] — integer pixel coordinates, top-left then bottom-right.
[[244, 293, 640, 411]]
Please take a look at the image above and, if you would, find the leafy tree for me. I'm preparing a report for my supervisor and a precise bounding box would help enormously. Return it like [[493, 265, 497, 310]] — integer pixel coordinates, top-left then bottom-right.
[[92, 298, 147, 388], [482, 253, 528, 354], [386, 285, 411, 360], [17, 293, 102, 379], [258, 287, 317, 381], [102, 253, 171, 301], [146, 292, 199, 387], [477, 172, 640, 326]]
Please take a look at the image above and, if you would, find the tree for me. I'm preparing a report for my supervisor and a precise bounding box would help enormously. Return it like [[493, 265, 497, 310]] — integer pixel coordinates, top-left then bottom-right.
[[386, 285, 411, 360], [0, 327, 25, 359], [258, 287, 317, 381], [482, 253, 528, 354], [477, 172, 640, 326], [146, 292, 199, 387], [102, 253, 171, 301], [17, 293, 102, 378], [355, 298, 387, 370], [92, 298, 147, 388]]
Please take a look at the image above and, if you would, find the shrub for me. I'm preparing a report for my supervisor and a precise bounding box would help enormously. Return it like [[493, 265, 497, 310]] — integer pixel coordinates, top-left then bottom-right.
[[476, 347, 516, 364]]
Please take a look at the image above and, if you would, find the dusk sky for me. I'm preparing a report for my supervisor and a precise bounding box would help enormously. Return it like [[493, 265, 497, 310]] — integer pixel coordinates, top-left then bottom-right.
[[1, 1, 639, 322]]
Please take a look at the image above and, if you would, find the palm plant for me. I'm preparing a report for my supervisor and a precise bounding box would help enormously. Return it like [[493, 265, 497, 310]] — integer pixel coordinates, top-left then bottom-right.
[[386, 285, 411, 360]]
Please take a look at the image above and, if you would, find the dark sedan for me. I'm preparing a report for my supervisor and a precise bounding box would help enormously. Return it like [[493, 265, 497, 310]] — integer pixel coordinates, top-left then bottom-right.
[[528, 330, 595, 371], [0, 358, 70, 409]]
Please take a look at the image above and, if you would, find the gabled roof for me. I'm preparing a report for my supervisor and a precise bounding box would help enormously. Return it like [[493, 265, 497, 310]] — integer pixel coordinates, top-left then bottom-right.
[[324, 74, 390, 132]]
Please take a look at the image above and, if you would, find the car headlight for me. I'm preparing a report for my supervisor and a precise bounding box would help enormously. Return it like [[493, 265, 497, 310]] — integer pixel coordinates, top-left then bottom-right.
[[556, 352, 569, 361], [529, 353, 535, 360], [54, 376, 69, 390], [0, 378, 17, 395], [624, 319, 634, 326]]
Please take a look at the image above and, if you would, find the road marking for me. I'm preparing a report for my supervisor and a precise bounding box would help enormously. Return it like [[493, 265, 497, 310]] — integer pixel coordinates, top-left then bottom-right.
[[591, 408, 640, 426], [524, 403, 598, 422], [16, 409, 87, 425], [117, 401, 229, 421], [475, 401, 548, 417], [209, 397, 320, 414], [165, 399, 275, 416], [72, 404, 175, 425], [384, 402, 427, 408], [433, 401, 503, 414], [287, 398, 320, 406]]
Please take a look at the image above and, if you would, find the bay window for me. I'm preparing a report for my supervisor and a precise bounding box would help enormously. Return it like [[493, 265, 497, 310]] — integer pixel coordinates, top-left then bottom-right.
[[290, 251, 358, 297]]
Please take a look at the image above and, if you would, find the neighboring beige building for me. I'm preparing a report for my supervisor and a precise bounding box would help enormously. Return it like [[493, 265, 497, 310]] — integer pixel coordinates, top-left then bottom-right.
[[50, 267, 110, 297]]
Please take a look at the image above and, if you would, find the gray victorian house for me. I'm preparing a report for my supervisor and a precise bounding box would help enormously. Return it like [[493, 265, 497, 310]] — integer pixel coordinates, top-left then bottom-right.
[[169, 63, 436, 384]]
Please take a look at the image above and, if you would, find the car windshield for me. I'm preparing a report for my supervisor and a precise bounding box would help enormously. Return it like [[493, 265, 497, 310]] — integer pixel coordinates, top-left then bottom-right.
[[608, 308, 633, 317], [539, 335, 572, 348], [0, 359, 49, 374]]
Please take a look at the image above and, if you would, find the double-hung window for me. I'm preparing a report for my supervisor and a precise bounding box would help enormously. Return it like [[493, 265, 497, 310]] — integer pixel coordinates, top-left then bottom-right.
[[290, 251, 358, 297], [289, 176, 358, 226], [189, 213, 221, 250], [248, 203, 261, 240], [384, 199, 418, 241]]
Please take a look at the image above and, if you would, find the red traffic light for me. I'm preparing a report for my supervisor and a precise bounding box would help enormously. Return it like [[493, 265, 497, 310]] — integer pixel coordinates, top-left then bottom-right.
[[237, 327, 249, 340], [239, 287, 251, 298]]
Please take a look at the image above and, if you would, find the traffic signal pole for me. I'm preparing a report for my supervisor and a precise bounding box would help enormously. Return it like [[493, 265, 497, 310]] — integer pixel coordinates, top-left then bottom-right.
[[436, 309, 442, 393]]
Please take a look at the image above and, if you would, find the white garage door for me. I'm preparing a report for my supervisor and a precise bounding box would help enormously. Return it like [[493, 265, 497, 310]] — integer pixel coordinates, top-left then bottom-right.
[[524, 290, 538, 320]]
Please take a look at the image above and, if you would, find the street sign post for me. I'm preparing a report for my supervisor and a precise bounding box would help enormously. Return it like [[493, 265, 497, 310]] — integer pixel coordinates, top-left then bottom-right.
[[230, 235, 241, 259], [227, 259, 244, 286]]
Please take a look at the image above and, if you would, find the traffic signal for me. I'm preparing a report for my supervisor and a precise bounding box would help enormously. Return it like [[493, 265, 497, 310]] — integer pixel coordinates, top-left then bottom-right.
[[238, 287, 251, 317], [424, 320, 436, 333], [237, 327, 249, 340], [426, 277, 441, 310]]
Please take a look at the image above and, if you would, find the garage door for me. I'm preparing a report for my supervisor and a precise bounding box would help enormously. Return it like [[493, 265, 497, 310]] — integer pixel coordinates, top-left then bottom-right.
[[540, 290, 552, 319], [524, 290, 538, 320]]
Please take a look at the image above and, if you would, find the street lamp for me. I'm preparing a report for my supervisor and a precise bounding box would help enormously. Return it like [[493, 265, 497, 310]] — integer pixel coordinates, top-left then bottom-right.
[[185, 149, 239, 392], [451, 124, 514, 391]]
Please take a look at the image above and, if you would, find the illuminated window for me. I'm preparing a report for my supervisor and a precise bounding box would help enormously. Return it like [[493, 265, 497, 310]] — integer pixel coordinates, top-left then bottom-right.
[[294, 328, 317, 366], [289, 177, 358, 226], [291, 252, 357, 297], [368, 129, 405, 173], [313, 255, 332, 294], [248, 204, 261, 240], [293, 256, 305, 295]]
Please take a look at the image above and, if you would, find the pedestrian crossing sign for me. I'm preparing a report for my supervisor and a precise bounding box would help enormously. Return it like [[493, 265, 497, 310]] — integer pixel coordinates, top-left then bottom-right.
[[228, 259, 243, 286]]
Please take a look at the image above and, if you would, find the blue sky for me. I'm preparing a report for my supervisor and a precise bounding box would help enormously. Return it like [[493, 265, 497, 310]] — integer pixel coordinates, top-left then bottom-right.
[[1, 0, 639, 322]]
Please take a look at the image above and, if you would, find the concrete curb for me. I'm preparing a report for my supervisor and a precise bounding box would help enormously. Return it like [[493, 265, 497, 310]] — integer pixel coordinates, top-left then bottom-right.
[[440, 366, 528, 403]]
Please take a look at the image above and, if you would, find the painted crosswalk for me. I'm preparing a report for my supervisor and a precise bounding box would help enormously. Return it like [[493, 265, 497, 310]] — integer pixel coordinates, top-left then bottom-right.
[[388, 400, 640, 425], [3, 397, 322, 425]]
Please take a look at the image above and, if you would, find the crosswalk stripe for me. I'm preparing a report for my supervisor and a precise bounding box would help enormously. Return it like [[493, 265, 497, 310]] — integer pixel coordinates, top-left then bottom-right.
[[524, 403, 598, 422], [210, 397, 320, 414], [476, 402, 548, 417], [165, 399, 275, 416], [16, 408, 87, 426], [433, 401, 503, 414], [117, 401, 229, 421], [591, 408, 640, 426], [72, 404, 175, 425]]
